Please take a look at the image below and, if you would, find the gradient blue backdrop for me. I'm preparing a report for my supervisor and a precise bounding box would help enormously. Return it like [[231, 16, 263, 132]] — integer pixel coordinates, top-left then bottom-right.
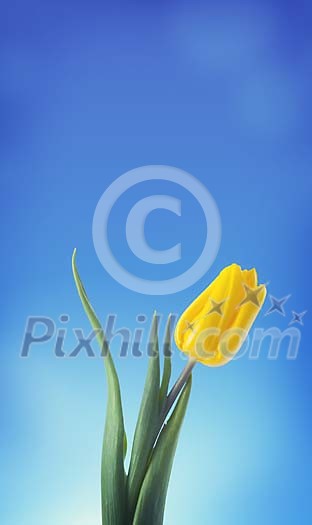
[[1, 1, 311, 524]]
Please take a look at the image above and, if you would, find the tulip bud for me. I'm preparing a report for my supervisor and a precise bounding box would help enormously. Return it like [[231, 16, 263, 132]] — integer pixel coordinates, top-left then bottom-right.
[[174, 264, 266, 366]]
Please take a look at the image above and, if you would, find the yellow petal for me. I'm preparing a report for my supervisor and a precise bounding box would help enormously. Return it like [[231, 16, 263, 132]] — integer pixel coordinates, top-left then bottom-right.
[[217, 283, 266, 365], [174, 264, 232, 351]]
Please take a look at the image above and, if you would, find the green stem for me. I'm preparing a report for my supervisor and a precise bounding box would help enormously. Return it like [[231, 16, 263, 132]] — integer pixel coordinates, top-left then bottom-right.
[[164, 358, 196, 418], [155, 358, 196, 444]]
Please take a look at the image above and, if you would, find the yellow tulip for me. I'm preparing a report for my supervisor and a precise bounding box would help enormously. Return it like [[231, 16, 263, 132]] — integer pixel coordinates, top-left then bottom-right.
[[174, 264, 266, 366]]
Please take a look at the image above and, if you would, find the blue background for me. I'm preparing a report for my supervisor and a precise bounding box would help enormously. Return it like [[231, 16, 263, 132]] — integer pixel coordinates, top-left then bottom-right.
[[1, 1, 311, 524]]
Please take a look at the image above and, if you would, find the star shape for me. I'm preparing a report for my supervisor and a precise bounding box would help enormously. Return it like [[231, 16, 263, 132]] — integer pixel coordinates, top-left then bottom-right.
[[238, 283, 265, 308], [205, 298, 226, 316], [182, 320, 197, 334], [289, 310, 307, 326], [265, 294, 291, 316]]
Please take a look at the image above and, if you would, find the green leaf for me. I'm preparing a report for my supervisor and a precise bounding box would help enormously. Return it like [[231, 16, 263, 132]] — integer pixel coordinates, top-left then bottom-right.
[[159, 314, 172, 410], [133, 376, 192, 525], [123, 432, 128, 461], [127, 312, 160, 521], [72, 249, 126, 525]]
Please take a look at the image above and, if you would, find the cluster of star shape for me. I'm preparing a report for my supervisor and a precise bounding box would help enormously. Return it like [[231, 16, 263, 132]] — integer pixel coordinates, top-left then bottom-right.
[[182, 282, 306, 335], [182, 282, 265, 334]]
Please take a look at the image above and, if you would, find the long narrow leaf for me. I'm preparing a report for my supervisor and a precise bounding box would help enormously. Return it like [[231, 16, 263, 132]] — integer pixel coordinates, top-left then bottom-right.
[[159, 314, 172, 410], [133, 376, 192, 525], [127, 312, 160, 520], [72, 249, 126, 525]]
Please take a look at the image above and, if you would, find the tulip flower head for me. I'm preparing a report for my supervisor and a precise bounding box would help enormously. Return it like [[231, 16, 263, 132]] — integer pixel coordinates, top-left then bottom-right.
[[174, 264, 266, 366]]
